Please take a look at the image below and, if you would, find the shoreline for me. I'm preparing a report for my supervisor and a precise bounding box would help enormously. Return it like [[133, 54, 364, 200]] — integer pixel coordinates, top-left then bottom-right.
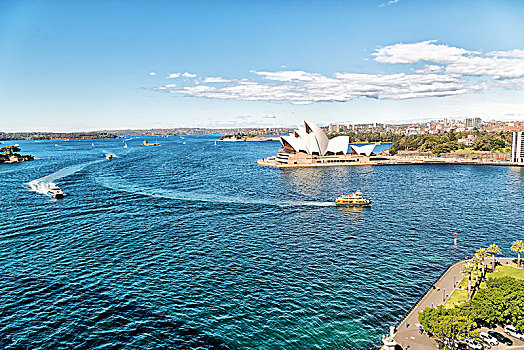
[[391, 257, 516, 350], [258, 157, 524, 168]]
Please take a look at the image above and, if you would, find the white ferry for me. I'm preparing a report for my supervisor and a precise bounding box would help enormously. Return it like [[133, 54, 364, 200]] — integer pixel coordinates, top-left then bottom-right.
[[335, 190, 371, 207]]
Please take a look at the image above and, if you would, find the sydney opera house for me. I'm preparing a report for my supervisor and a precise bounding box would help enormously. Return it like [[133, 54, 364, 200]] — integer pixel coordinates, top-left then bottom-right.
[[258, 120, 389, 167]]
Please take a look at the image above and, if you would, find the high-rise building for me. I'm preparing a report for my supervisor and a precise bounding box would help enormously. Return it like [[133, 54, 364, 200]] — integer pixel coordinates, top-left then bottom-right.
[[465, 117, 482, 129], [512, 132, 524, 163]]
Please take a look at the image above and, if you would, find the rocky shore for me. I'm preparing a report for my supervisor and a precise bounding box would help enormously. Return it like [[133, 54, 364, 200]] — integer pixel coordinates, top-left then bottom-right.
[[0, 153, 34, 163]]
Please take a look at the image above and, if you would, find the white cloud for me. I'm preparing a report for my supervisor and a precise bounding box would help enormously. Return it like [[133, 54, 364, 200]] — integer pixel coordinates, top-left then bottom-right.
[[149, 72, 156, 76], [168, 73, 180, 79], [373, 41, 524, 79], [412, 64, 443, 73], [373, 40, 471, 64], [445, 56, 524, 79], [182, 72, 197, 78], [165, 84, 176, 88], [154, 41, 524, 104], [203, 77, 232, 83], [379, 0, 399, 7], [486, 49, 524, 58]]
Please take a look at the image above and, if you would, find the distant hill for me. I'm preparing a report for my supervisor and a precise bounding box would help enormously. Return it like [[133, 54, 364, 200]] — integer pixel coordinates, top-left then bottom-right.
[[0, 132, 121, 140]]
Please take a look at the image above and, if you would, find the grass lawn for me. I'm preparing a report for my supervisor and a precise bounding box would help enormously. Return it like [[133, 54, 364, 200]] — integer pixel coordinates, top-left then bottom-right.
[[444, 263, 524, 308]]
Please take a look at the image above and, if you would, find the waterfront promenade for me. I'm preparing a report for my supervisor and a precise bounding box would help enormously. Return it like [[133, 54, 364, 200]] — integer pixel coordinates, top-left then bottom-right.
[[257, 157, 524, 168], [393, 257, 516, 350]]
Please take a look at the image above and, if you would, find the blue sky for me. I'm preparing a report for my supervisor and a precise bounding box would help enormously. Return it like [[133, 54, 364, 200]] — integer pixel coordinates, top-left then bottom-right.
[[1, 0, 523, 131]]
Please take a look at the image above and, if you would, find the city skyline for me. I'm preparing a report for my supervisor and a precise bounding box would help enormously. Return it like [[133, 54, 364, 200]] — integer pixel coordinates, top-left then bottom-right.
[[1, 0, 524, 132]]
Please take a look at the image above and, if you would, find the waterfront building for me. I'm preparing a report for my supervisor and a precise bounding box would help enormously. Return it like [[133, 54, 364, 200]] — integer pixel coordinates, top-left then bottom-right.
[[512, 131, 524, 163], [259, 120, 386, 167]]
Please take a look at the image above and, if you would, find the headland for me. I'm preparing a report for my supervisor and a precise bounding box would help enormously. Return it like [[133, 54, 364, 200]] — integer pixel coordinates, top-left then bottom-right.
[[258, 120, 524, 168]]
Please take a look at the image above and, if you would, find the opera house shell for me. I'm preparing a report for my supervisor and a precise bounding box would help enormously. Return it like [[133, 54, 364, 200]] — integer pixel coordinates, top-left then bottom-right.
[[280, 120, 376, 156], [258, 120, 386, 167]]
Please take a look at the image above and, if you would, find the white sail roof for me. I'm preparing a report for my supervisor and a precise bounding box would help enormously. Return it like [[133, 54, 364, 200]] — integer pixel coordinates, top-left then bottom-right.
[[279, 120, 350, 155], [304, 120, 329, 155], [326, 136, 350, 154], [281, 134, 308, 153], [350, 144, 376, 156]]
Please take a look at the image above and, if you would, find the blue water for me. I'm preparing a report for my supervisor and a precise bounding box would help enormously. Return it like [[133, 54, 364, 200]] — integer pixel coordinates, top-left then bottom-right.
[[1, 135, 523, 349]]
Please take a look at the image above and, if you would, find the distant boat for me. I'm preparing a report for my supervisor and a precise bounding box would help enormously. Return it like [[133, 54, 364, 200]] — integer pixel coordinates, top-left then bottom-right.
[[214, 140, 217, 146], [124, 143, 128, 148], [91, 143, 95, 147], [106, 154, 114, 160], [47, 185, 64, 199], [183, 142, 186, 144], [55, 144, 59, 147], [142, 141, 161, 147]]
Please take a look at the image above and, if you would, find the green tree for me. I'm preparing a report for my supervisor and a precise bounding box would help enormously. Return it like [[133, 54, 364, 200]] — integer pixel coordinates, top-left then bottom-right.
[[0, 145, 21, 154], [487, 244, 501, 272], [470, 256, 481, 292], [463, 277, 524, 331], [475, 248, 491, 280], [472, 134, 506, 151], [419, 306, 477, 350], [461, 264, 475, 301], [511, 240, 524, 268]]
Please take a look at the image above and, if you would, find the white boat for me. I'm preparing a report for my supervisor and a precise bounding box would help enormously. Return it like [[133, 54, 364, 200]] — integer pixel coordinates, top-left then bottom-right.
[[218, 136, 244, 142], [47, 185, 64, 199], [92, 143, 95, 147], [124, 143, 128, 148]]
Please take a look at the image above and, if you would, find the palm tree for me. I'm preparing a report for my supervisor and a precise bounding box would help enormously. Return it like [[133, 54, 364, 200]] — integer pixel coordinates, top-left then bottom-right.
[[487, 244, 501, 272], [511, 240, 524, 268], [460, 263, 474, 301], [475, 248, 491, 280], [470, 256, 481, 290]]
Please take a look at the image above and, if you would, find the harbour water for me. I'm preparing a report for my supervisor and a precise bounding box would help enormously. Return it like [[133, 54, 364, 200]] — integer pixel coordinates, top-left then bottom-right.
[[1, 135, 523, 349]]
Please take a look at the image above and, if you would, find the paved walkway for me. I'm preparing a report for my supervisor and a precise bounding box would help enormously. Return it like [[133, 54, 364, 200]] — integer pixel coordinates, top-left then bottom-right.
[[392, 257, 516, 350]]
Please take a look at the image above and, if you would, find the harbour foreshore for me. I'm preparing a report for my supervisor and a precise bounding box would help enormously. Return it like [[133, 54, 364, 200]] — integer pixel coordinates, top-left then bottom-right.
[[258, 156, 524, 168], [391, 257, 516, 350]]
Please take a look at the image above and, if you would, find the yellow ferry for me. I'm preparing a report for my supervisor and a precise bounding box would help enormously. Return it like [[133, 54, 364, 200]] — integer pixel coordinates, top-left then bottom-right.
[[335, 190, 371, 207]]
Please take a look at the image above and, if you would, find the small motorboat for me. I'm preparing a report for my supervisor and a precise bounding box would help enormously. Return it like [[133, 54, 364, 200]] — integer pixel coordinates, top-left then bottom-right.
[[335, 190, 371, 207], [124, 143, 128, 148], [142, 141, 161, 146], [47, 185, 64, 199], [106, 154, 114, 160]]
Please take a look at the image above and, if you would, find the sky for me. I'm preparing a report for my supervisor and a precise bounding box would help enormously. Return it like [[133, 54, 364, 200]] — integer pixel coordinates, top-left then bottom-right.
[[1, 0, 524, 132]]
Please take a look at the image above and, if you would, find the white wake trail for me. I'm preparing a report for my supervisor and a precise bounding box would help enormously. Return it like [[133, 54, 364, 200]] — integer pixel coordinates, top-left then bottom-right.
[[95, 176, 335, 207], [26, 160, 104, 195]]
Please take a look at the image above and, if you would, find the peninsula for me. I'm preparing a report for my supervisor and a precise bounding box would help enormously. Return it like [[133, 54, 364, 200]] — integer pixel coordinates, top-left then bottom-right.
[[258, 120, 524, 168], [0, 131, 120, 141]]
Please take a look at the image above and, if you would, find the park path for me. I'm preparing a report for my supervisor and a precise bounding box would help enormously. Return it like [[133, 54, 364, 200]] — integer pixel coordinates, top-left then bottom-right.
[[392, 257, 515, 350]]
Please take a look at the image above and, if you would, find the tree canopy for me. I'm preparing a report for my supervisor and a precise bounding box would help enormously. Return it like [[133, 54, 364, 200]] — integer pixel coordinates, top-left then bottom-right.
[[0, 145, 21, 154], [419, 306, 477, 350]]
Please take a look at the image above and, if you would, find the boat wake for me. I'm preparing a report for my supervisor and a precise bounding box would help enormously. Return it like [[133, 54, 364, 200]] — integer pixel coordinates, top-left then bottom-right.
[[95, 176, 335, 207], [26, 160, 104, 196]]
